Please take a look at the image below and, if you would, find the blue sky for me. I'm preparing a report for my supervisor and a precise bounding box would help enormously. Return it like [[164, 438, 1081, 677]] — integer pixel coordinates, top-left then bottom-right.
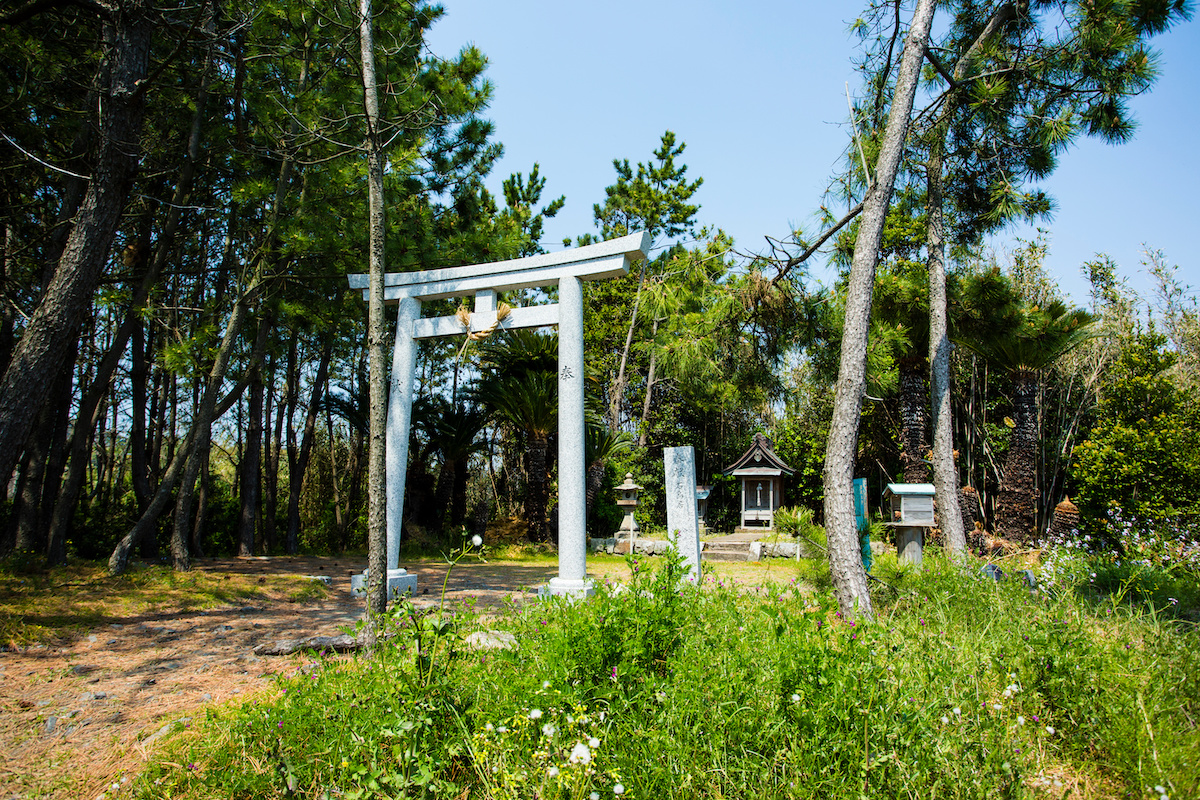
[[425, 1, 1198, 307]]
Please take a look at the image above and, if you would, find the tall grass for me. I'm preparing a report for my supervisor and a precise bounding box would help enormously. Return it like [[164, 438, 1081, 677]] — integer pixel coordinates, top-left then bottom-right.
[[135, 552, 1199, 799]]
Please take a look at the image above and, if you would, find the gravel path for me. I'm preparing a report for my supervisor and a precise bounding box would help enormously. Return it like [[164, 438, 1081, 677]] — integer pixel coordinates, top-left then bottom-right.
[[0, 556, 557, 800]]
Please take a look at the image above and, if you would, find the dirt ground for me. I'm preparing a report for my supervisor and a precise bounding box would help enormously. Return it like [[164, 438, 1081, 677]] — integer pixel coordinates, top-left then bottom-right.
[[0, 556, 559, 800]]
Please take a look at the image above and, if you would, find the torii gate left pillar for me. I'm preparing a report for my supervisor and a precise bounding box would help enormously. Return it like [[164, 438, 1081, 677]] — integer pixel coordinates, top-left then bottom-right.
[[349, 231, 650, 598]]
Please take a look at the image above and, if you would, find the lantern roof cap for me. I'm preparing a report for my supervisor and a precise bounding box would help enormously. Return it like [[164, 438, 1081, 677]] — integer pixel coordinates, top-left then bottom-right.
[[616, 472, 642, 491]]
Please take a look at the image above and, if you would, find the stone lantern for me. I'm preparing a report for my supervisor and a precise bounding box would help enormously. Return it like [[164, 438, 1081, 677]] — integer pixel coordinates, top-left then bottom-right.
[[615, 472, 642, 539]]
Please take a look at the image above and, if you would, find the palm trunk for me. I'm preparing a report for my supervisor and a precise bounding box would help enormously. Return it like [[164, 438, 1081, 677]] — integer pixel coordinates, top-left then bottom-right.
[[996, 371, 1039, 544], [898, 358, 928, 483], [526, 432, 550, 542]]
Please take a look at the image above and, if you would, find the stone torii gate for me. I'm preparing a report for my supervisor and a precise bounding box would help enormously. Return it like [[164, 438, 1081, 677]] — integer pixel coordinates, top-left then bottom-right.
[[348, 231, 651, 597]]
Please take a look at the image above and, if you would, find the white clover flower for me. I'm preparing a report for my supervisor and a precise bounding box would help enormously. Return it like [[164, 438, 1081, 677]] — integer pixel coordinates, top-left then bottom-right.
[[542, 723, 556, 737], [941, 715, 950, 724], [1002, 689, 1013, 698], [547, 766, 559, 777], [952, 707, 961, 716], [1045, 725, 1055, 735], [1017, 716, 1025, 726], [589, 737, 601, 748], [591, 794, 601, 800], [471, 534, 483, 547], [790, 693, 800, 703], [569, 742, 592, 764], [529, 708, 543, 720], [613, 784, 626, 796], [993, 703, 1003, 711]]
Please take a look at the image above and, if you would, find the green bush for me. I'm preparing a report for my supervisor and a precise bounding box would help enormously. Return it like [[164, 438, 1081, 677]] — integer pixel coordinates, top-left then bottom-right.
[[137, 553, 1200, 799]]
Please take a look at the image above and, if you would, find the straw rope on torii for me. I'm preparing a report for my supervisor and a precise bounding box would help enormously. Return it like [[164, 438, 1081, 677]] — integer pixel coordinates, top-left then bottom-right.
[[348, 231, 651, 598], [456, 301, 511, 342]]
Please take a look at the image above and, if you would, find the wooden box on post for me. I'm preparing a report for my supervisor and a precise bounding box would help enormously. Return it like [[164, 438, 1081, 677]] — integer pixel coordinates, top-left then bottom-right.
[[883, 483, 936, 566]]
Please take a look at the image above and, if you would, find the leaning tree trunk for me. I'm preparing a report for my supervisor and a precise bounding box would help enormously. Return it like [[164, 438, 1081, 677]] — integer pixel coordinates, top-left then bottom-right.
[[0, 5, 151, 485], [823, 0, 936, 621], [996, 371, 1039, 545], [925, 147, 966, 554], [286, 334, 331, 554], [898, 358, 929, 483]]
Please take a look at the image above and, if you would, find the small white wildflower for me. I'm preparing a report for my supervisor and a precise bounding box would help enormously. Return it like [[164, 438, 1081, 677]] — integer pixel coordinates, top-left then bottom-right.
[[993, 703, 1003, 711], [547, 766, 559, 777], [1155, 786, 1167, 795], [591, 794, 601, 800], [613, 784, 626, 796], [791, 693, 800, 703], [543, 680, 552, 689], [471, 534, 483, 547], [941, 715, 950, 724], [589, 737, 601, 748], [485, 722, 494, 731], [1016, 716, 1025, 726], [529, 708, 543, 720], [1002, 688, 1013, 698], [952, 707, 962, 716], [1045, 725, 1055, 735], [497, 725, 508, 733], [542, 723, 556, 737], [569, 742, 592, 764]]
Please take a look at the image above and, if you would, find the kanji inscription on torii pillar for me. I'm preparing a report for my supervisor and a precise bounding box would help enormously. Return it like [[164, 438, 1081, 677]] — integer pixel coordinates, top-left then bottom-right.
[[348, 231, 650, 598]]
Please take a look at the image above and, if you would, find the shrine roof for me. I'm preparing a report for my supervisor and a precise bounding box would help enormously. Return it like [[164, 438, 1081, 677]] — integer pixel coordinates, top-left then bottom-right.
[[722, 433, 795, 477]]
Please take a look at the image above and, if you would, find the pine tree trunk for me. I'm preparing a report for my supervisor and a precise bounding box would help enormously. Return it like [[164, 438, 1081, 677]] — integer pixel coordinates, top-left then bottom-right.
[[360, 0, 389, 619], [925, 149, 966, 554], [0, 5, 151, 484], [264, 351, 282, 553], [238, 354, 265, 557], [824, 0, 936, 621]]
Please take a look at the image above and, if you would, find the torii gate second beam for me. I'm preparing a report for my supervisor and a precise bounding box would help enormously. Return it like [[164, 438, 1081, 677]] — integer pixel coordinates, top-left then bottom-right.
[[348, 231, 651, 597]]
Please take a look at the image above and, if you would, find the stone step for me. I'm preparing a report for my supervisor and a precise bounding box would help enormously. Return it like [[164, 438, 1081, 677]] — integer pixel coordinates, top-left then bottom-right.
[[703, 542, 752, 562]]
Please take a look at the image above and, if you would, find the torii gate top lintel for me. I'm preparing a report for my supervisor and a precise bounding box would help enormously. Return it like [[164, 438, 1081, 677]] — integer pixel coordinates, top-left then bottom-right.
[[347, 230, 651, 303]]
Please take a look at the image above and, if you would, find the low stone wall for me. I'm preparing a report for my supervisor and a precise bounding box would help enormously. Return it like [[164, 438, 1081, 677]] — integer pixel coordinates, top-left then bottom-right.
[[588, 537, 675, 556], [588, 537, 826, 560]]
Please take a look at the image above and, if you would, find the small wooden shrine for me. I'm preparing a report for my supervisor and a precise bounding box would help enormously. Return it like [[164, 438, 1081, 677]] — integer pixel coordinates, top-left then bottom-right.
[[722, 433, 795, 530]]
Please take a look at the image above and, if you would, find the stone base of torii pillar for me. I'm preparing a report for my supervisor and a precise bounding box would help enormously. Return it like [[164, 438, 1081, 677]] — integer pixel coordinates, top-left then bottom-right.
[[348, 232, 651, 603]]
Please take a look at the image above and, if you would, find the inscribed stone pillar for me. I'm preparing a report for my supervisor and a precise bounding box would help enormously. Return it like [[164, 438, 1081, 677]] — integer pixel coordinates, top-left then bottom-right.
[[664, 446, 702, 581], [541, 276, 591, 597]]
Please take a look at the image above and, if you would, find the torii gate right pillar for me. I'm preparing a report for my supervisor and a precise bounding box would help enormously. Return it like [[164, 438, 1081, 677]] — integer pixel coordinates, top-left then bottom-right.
[[542, 275, 588, 596]]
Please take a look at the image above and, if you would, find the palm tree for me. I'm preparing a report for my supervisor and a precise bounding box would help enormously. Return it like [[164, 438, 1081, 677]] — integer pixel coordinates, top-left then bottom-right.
[[472, 330, 559, 542], [585, 422, 634, 527], [429, 401, 490, 536], [874, 263, 934, 483], [956, 285, 1094, 544]]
